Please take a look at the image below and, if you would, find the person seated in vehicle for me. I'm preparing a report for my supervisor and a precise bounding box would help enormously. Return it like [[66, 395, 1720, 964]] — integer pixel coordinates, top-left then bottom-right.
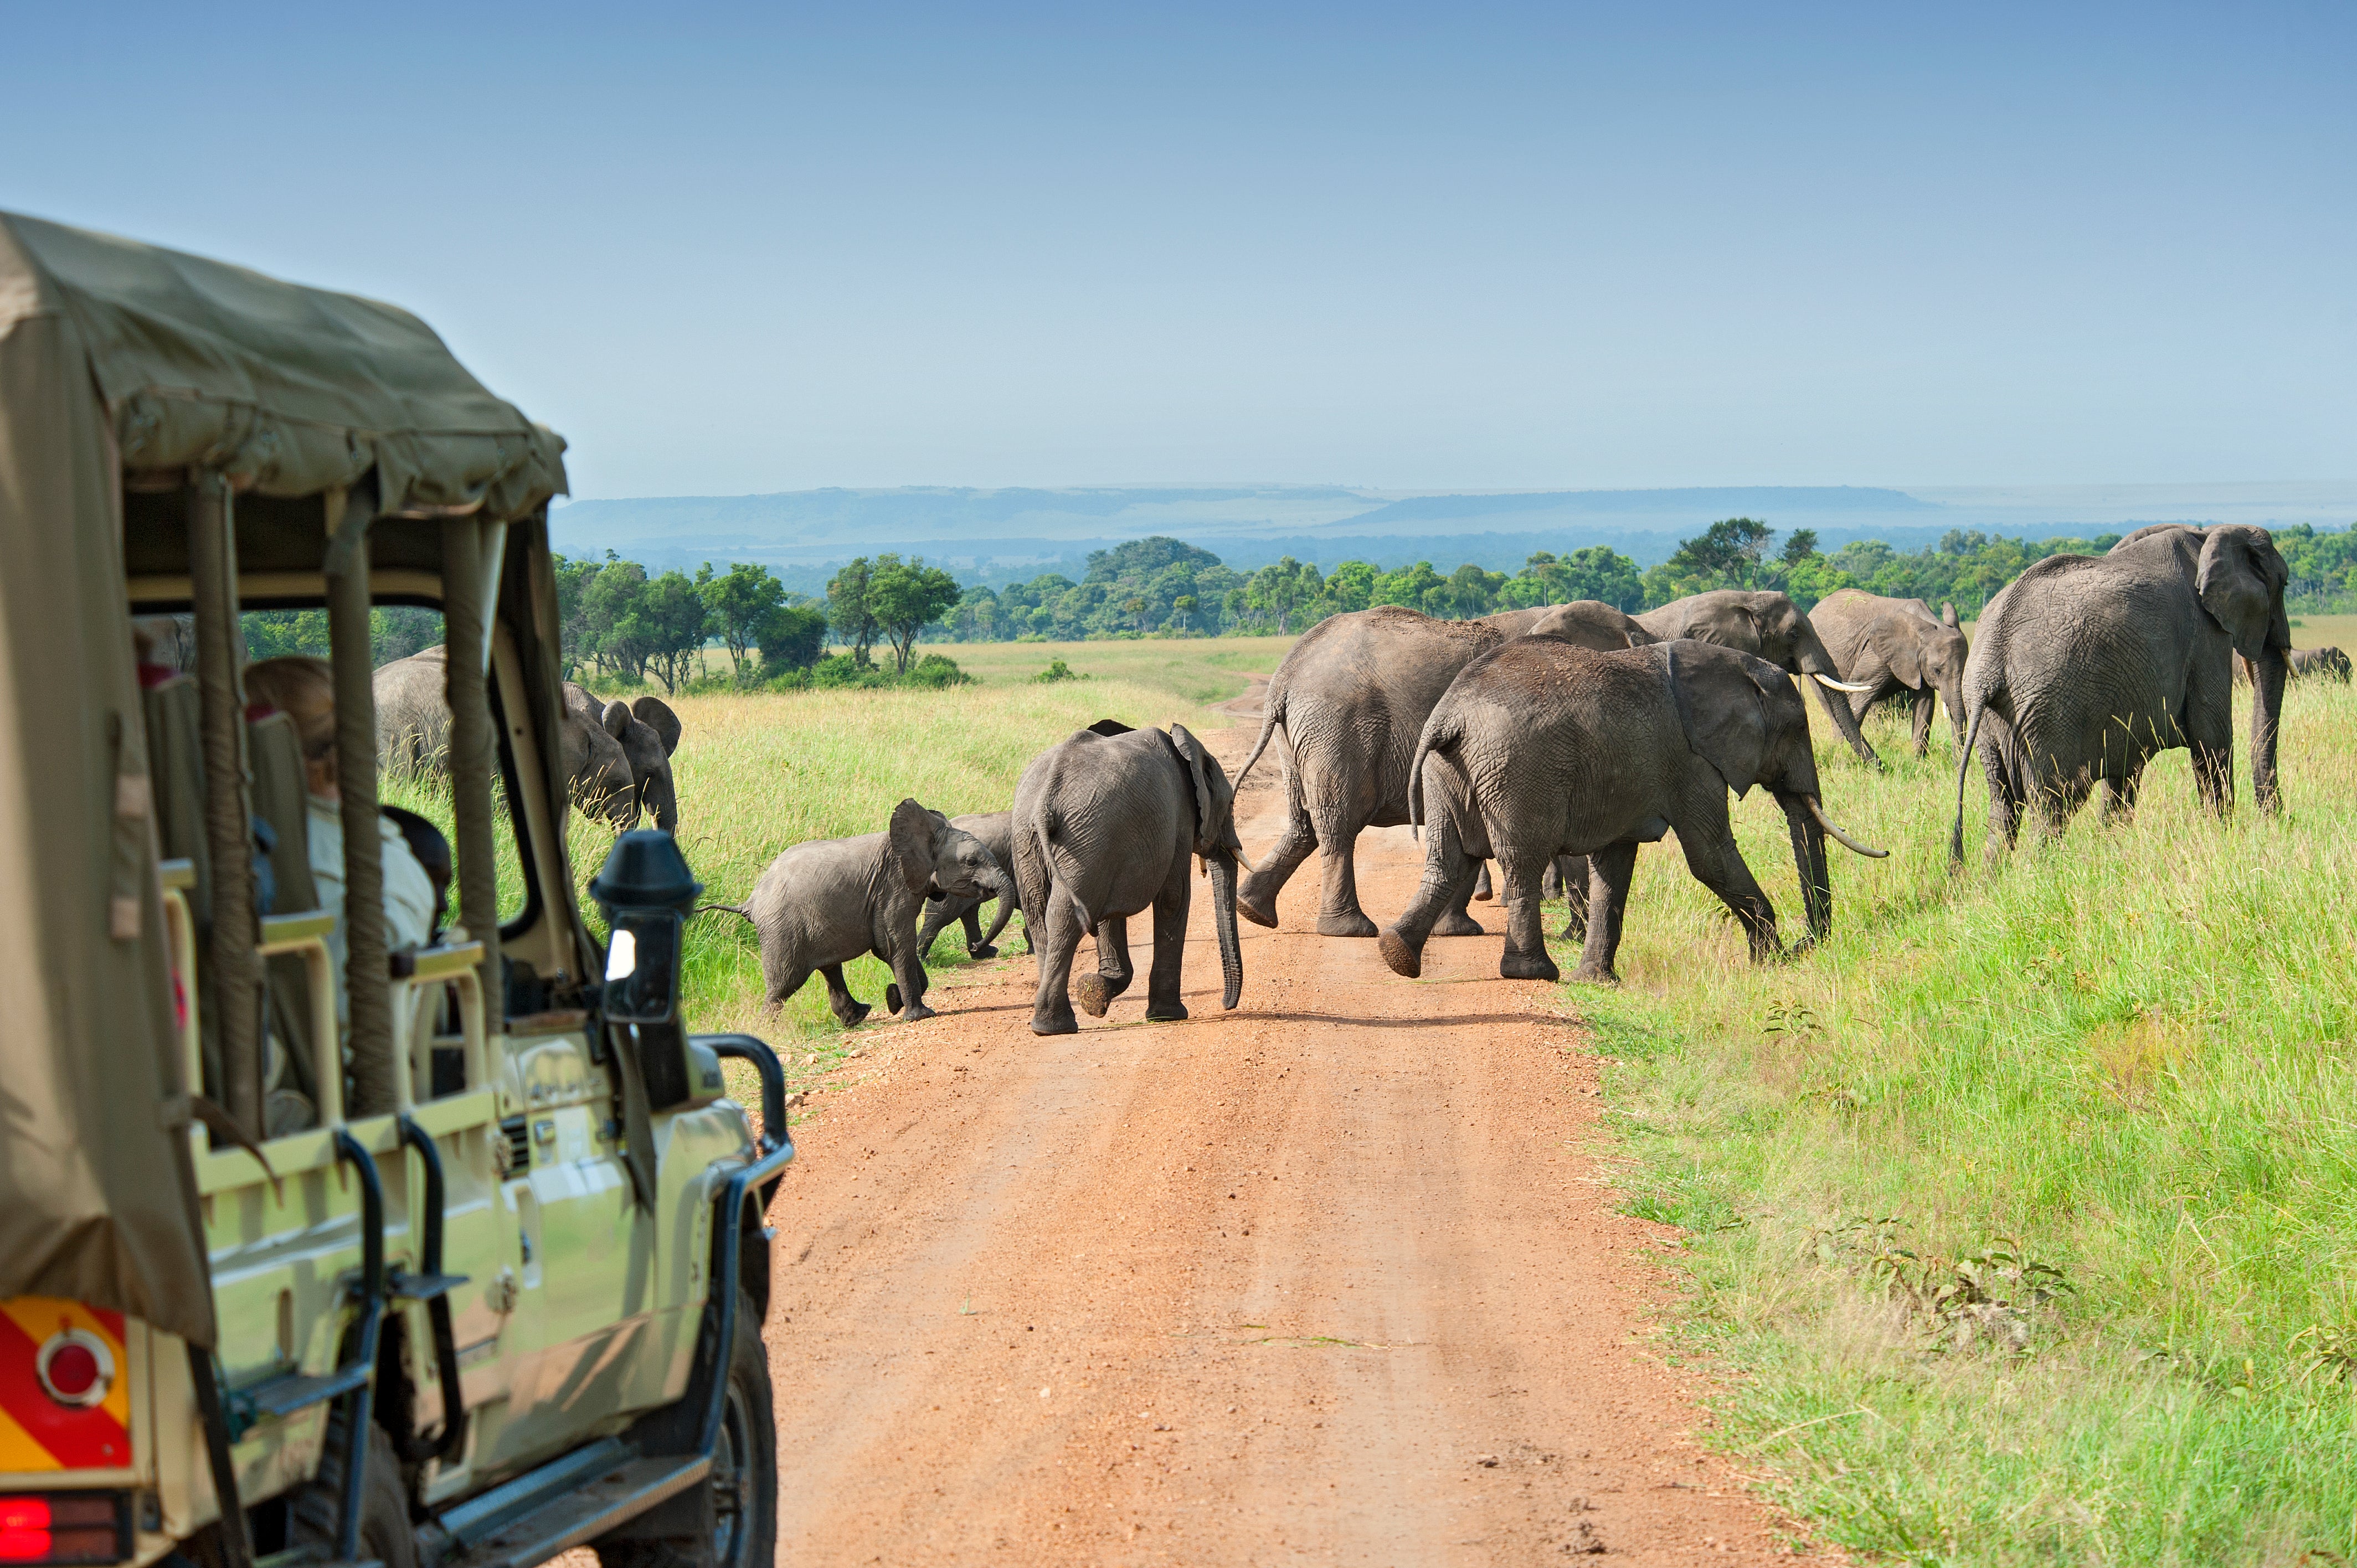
[[243, 657, 440, 1024]]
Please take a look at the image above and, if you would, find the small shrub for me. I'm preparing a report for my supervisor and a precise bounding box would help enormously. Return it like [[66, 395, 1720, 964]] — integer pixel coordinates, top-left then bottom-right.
[[904, 653, 971, 689], [1035, 658, 1084, 684]]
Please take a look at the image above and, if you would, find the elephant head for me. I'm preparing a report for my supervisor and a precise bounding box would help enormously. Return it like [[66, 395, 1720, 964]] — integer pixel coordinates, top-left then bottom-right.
[[889, 798, 1016, 910], [1640, 591, 1882, 768], [559, 683, 640, 831], [2190, 524, 2292, 811], [1667, 642, 1886, 941], [1862, 609, 1971, 752], [599, 694, 683, 832], [1168, 723, 1246, 1010]]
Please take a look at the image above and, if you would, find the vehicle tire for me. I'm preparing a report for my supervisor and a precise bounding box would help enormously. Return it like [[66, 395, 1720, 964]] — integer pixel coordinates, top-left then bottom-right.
[[597, 1292, 775, 1568], [290, 1415, 416, 1568]]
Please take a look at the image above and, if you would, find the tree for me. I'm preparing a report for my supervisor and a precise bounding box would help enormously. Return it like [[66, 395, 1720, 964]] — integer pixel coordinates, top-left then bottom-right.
[[1172, 594, 1197, 635], [1780, 529, 1819, 566], [581, 555, 652, 680], [1667, 518, 1777, 589], [756, 604, 829, 673], [866, 554, 964, 673], [637, 570, 712, 694], [1124, 596, 1149, 633], [698, 560, 788, 683], [826, 558, 878, 665]]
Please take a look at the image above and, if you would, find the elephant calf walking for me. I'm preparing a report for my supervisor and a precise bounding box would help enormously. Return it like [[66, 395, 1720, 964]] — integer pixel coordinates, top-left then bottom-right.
[[1013, 723, 1246, 1035], [1379, 639, 1886, 984], [915, 811, 1025, 958], [716, 800, 1013, 1025]]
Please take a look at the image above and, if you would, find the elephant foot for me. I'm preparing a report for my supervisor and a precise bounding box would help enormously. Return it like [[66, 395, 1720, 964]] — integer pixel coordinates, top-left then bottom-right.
[[898, 1002, 937, 1022], [835, 1000, 873, 1028], [1236, 892, 1279, 929], [1433, 911, 1486, 938], [1569, 962, 1619, 986], [884, 983, 902, 1014], [1500, 950, 1560, 982], [1144, 998, 1189, 1023], [969, 943, 999, 960], [1030, 1011, 1078, 1036], [1376, 928, 1422, 978], [1073, 972, 1114, 1017], [1316, 910, 1380, 938], [1557, 919, 1588, 943]]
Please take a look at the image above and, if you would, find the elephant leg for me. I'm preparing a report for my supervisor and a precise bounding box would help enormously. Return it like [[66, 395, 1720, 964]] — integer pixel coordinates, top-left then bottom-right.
[[1144, 859, 1193, 1022], [1473, 862, 1494, 901], [2191, 742, 2234, 818], [2032, 769, 2094, 841], [2099, 764, 2144, 826], [914, 898, 958, 959], [1977, 720, 2025, 865], [1555, 855, 1591, 943], [1677, 817, 1780, 962], [763, 962, 812, 1018], [1074, 915, 1131, 1018], [1313, 813, 1379, 938], [817, 964, 871, 1028], [1496, 855, 1559, 982], [1028, 884, 1090, 1035], [1433, 858, 1488, 937], [960, 901, 999, 960], [1236, 797, 1316, 929], [1572, 844, 1636, 983], [1540, 860, 1562, 900], [882, 935, 935, 1022], [1377, 808, 1478, 978], [1911, 690, 1935, 757]]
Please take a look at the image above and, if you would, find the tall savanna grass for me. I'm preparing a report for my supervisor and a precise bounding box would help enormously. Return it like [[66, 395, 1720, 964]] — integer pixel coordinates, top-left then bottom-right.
[[1572, 664, 2357, 1564]]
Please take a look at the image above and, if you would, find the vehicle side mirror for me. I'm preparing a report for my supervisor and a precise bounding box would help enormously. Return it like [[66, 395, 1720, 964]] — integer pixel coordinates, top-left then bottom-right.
[[590, 831, 703, 1111]]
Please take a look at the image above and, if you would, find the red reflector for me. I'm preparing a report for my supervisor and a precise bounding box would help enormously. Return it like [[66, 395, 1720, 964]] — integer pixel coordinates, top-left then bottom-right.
[[0, 1529, 50, 1562], [0, 1504, 45, 1533], [0, 1496, 122, 1565], [38, 1348, 97, 1404]]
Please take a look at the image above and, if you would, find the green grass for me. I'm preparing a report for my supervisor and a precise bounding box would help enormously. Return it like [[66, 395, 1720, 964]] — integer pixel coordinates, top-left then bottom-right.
[[1565, 675, 2357, 1564]]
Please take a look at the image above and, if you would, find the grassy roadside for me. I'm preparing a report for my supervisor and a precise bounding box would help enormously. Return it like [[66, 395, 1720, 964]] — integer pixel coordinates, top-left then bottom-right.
[[1560, 673, 2357, 1564]]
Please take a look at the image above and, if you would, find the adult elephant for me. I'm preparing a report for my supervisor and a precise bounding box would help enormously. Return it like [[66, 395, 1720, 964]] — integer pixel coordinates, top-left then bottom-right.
[[1013, 722, 1246, 1035], [1380, 638, 1886, 984], [1951, 523, 2289, 863], [1635, 591, 1882, 767], [374, 646, 683, 831], [1809, 589, 1970, 757], [1480, 600, 1653, 646], [1231, 606, 1505, 936]]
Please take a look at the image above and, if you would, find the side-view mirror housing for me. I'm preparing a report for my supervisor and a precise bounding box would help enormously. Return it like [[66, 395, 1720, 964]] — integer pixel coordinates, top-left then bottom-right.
[[590, 831, 704, 1112]]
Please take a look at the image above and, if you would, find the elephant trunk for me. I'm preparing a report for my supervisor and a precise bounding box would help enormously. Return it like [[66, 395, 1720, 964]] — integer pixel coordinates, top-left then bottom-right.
[[1797, 628, 1884, 769], [1208, 851, 1244, 1010], [1941, 670, 1968, 755], [2250, 646, 2287, 814], [976, 863, 1020, 950], [1781, 795, 1832, 942]]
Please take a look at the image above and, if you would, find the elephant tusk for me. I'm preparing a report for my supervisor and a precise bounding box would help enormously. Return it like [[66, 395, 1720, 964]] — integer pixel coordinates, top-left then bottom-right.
[[1812, 671, 1879, 694], [1807, 796, 1888, 858], [1231, 843, 1257, 875]]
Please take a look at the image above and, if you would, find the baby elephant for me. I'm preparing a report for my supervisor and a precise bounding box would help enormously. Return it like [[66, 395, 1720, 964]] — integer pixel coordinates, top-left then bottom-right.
[[1013, 722, 1247, 1035], [915, 811, 1025, 959], [720, 800, 1013, 1025]]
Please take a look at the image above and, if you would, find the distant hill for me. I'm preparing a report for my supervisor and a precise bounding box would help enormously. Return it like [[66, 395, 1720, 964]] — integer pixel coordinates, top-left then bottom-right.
[[548, 481, 2355, 589]]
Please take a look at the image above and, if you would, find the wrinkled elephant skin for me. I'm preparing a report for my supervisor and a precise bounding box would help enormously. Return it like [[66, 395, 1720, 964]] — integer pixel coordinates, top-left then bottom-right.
[[1809, 589, 1970, 757], [1636, 590, 1883, 769]]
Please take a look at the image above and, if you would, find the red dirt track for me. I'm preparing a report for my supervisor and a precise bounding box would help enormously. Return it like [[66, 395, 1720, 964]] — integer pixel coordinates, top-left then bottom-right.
[[759, 687, 1800, 1564]]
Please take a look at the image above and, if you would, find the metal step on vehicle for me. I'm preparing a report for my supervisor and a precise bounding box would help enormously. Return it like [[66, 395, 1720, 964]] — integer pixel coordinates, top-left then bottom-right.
[[0, 212, 790, 1568]]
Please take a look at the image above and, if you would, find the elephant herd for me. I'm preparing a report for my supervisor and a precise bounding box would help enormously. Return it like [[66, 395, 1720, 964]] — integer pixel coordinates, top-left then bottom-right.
[[472, 522, 2332, 1038]]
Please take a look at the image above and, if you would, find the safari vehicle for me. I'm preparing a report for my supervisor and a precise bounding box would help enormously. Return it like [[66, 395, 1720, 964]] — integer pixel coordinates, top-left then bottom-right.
[[0, 213, 790, 1568]]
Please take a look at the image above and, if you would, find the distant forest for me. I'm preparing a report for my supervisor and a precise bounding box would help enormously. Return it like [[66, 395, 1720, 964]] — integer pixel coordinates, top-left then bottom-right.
[[238, 519, 2357, 693]]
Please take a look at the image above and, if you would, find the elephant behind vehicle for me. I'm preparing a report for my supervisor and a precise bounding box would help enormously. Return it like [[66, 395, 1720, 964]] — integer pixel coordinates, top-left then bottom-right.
[[1951, 523, 2290, 863], [1808, 588, 1970, 757], [1013, 722, 1246, 1035], [1379, 638, 1886, 985], [1636, 590, 1883, 767]]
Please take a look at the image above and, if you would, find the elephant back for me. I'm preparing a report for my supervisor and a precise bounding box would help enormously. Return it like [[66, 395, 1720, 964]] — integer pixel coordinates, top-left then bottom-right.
[[373, 646, 452, 776]]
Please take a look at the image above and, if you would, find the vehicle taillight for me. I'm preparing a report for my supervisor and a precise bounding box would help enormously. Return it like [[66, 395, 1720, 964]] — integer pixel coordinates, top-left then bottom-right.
[[32, 1336, 110, 1410], [0, 1494, 126, 1564]]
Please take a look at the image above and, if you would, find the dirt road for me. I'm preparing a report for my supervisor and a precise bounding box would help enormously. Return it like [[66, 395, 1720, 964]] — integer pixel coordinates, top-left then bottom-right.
[[761, 689, 1798, 1564]]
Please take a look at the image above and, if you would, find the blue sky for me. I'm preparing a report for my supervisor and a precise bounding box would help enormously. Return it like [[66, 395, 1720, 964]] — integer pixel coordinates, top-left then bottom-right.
[[6, 2, 2351, 499]]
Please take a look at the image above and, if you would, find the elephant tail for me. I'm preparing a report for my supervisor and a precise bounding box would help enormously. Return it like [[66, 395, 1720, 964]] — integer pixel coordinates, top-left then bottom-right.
[[1406, 711, 1461, 842], [1228, 686, 1284, 796], [693, 901, 755, 924], [1949, 700, 1989, 867], [1035, 813, 1096, 932]]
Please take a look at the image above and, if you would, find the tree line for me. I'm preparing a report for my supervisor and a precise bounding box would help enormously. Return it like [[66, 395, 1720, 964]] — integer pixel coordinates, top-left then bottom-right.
[[239, 518, 2356, 687]]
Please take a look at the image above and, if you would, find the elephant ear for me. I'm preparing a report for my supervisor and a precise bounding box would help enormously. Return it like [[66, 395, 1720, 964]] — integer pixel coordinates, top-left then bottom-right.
[[1867, 620, 1923, 689], [2196, 527, 2292, 661], [1941, 602, 1960, 630], [1666, 644, 1772, 798], [886, 797, 938, 896], [599, 699, 632, 741], [1168, 724, 1227, 851], [630, 695, 683, 757]]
